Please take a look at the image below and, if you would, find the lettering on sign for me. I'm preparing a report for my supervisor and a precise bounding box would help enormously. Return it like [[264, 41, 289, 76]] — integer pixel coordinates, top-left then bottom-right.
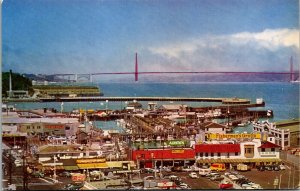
[[208, 133, 261, 140], [168, 140, 185, 146], [171, 150, 184, 154]]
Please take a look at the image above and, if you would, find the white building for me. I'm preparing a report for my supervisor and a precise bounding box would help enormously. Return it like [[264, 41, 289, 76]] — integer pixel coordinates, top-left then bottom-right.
[[253, 120, 290, 149], [195, 139, 281, 167]]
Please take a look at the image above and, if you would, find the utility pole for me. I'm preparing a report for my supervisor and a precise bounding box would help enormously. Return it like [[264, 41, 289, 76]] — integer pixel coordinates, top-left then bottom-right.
[[23, 139, 28, 190]]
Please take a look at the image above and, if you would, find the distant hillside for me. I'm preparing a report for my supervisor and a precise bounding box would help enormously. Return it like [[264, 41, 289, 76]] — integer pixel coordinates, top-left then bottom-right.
[[2, 72, 33, 97]]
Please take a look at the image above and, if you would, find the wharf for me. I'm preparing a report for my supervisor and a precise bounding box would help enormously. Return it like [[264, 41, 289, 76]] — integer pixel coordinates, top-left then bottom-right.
[[38, 96, 250, 103]]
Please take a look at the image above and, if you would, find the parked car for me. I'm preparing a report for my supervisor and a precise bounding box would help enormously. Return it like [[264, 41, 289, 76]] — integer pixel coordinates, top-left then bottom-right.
[[210, 175, 224, 181], [228, 174, 239, 181], [199, 168, 211, 177], [189, 172, 198, 179], [265, 166, 272, 171], [171, 166, 182, 172], [257, 166, 265, 171], [59, 171, 71, 177], [64, 182, 84, 190], [279, 164, 286, 170], [273, 166, 280, 171], [182, 166, 193, 172], [14, 160, 22, 167], [179, 183, 191, 189], [31, 171, 45, 178], [219, 180, 233, 189], [206, 172, 219, 178]]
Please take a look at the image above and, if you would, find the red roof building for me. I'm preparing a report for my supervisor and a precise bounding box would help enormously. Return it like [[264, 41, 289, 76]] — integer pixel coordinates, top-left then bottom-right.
[[195, 144, 240, 153], [132, 148, 195, 161], [258, 141, 281, 148]]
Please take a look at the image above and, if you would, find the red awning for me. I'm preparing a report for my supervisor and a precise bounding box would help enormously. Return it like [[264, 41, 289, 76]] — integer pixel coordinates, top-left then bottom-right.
[[194, 144, 240, 153]]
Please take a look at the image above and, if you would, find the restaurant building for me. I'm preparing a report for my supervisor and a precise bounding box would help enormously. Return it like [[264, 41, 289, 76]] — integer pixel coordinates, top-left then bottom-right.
[[195, 139, 281, 168], [132, 148, 195, 168]]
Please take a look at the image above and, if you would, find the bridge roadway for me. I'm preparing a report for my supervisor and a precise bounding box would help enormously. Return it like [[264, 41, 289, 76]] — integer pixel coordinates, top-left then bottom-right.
[[40, 96, 250, 104]]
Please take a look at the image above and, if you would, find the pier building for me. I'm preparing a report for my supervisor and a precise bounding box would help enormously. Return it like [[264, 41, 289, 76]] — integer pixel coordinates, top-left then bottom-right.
[[253, 120, 291, 149]]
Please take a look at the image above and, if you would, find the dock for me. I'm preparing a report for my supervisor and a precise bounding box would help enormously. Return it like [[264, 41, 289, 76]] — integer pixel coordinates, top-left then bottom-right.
[[38, 96, 251, 104]]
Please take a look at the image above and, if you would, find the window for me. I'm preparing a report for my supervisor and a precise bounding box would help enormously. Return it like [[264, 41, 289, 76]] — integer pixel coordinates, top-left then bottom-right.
[[205, 153, 208, 157], [65, 126, 70, 130], [235, 152, 238, 156], [261, 148, 265, 152], [222, 128, 224, 131], [27, 126, 30, 129], [269, 138, 272, 141], [227, 153, 230, 158], [37, 126, 41, 129], [211, 153, 214, 157], [271, 148, 275, 152], [218, 153, 221, 157], [200, 153, 203, 157]]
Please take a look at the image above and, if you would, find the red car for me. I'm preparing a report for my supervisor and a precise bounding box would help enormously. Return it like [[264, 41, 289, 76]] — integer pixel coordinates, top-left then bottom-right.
[[219, 181, 233, 189]]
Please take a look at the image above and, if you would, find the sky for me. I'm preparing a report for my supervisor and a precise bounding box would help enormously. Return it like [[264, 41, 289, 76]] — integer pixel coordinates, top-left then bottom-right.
[[2, 0, 299, 81]]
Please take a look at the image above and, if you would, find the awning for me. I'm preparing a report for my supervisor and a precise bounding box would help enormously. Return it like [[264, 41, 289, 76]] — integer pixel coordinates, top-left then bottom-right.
[[64, 166, 79, 171], [106, 161, 123, 168], [42, 165, 65, 171], [77, 163, 108, 169], [197, 158, 281, 164]]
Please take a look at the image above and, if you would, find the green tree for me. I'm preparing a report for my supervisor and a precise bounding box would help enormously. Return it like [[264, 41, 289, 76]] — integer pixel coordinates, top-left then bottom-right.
[[2, 72, 33, 97]]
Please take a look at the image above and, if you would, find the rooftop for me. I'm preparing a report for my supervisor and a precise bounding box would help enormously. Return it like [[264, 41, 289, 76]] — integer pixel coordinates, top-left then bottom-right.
[[258, 141, 281, 148]]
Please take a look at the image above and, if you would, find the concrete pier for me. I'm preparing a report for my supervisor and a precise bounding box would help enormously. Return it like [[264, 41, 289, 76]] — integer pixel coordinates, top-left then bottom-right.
[[39, 96, 250, 104]]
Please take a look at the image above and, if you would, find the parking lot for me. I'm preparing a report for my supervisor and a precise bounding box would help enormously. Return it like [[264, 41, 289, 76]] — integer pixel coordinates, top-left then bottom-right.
[[140, 163, 300, 189]]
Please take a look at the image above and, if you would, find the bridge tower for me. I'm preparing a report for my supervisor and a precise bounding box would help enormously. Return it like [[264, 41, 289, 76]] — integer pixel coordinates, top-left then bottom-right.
[[290, 56, 294, 81], [135, 52, 138, 81]]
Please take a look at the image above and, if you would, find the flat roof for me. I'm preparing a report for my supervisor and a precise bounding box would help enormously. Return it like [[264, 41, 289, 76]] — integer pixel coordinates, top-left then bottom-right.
[[275, 118, 300, 126]]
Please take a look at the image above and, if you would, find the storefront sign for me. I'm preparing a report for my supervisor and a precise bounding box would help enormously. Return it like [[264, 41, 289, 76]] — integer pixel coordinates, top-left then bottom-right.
[[207, 133, 261, 140], [168, 140, 185, 146], [171, 150, 184, 154]]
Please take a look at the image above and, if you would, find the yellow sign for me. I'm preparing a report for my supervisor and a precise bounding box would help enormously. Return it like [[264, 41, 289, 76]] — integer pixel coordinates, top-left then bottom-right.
[[207, 133, 261, 140], [76, 158, 106, 164], [171, 150, 184, 154]]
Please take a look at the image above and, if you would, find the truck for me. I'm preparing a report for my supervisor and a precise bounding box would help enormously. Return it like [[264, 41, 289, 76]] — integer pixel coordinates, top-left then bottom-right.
[[237, 164, 250, 171], [210, 163, 226, 172]]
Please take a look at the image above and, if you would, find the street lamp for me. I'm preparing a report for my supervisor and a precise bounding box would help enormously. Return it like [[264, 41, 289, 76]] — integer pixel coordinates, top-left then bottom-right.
[[53, 155, 58, 183]]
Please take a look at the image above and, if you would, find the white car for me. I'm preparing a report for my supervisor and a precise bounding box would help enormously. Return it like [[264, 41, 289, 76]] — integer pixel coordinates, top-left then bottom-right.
[[14, 160, 22, 167], [182, 166, 193, 172], [179, 183, 191, 189], [279, 164, 286, 170], [228, 174, 238, 181], [189, 172, 198, 179]]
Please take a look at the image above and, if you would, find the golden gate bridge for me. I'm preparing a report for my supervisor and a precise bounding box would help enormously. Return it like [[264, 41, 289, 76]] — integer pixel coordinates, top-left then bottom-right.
[[52, 53, 298, 82]]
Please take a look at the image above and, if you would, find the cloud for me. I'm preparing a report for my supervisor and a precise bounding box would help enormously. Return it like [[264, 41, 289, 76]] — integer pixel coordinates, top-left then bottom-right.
[[146, 28, 299, 72], [230, 28, 299, 50]]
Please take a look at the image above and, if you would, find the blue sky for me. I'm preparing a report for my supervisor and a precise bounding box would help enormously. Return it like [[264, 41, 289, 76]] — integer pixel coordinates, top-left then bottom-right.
[[2, 0, 299, 80]]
